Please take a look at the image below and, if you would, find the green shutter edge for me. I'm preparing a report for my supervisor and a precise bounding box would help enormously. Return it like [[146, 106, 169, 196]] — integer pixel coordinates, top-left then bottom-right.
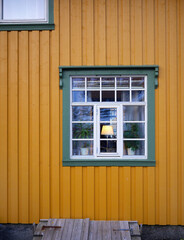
[[0, 0, 54, 31], [60, 65, 159, 167]]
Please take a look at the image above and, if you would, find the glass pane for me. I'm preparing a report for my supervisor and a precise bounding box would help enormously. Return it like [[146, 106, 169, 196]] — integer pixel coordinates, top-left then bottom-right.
[[87, 78, 100, 89], [100, 123, 117, 139], [123, 140, 145, 155], [117, 77, 130, 89], [117, 91, 130, 102], [131, 77, 144, 88], [87, 91, 100, 102], [72, 106, 93, 121], [72, 123, 93, 139], [102, 91, 115, 102], [72, 140, 93, 156], [132, 90, 144, 102], [123, 106, 145, 121], [72, 91, 85, 102], [123, 123, 145, 138], [3, 0, 45, 20], [72, 78, 85, 89], [100, 108, 117, 121], [102, 77, 115, 89], [100, 140, 117, 153]]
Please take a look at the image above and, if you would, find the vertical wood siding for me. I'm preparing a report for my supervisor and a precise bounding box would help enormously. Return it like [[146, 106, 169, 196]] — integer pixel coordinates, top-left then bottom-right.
[[0, 0, 184, 225]]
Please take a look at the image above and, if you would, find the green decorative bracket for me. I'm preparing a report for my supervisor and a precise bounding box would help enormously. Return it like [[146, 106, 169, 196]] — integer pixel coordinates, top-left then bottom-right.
[[59, 68, 63, 89], [155, 67, 159, 89]]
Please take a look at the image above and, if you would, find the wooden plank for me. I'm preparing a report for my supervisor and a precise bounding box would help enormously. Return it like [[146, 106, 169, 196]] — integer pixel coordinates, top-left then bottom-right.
[[82, 0, 94, 65], [88, 220, 98, 240], [7, 31, 18, 223], [94, 0, 106, 64], [0, 31, 8, 223], [129, 222, 141, 240], [50, 0, 60, 219], [167, 0, 178, 225], [106, 0, 118, 65], [52, 219, 66, 240], [102, 221, 111, 240], [39, 30, 50, 219], [111, 221, 121, 240], [61, 219, 74, 240], [42, 218, 58, 240], [33, 220, 48, 240], [18, 30, 29, 223], [119, 221, 131, 240], [155, 0, 167, 225], [81, 218, 90, 240], [71, 219, 83, 240], [119, 0, 131, 65], [29, 31, 40, 223], [71, 0, 82, 65]]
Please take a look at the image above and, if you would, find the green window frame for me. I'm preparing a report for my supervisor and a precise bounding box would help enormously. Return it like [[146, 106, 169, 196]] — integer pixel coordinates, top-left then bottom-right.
[[0, 0, 54, 31], [60, 66, 159, 167]]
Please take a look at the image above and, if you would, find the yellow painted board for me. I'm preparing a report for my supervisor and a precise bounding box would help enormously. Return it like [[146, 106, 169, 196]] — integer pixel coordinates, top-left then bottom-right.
[[29, 31, 40, 223], [7, 32, 19, 223], [50, 0, 60, 219], [119, 0, 131, 65], [130, 0, 142, 65], [82, 0, 94, 65], [94, 0, 106, 65], [106, 0, 118, 65], [18, 31, 29, 223], [71, 0, 82, 65], [110, 167, 119, 220], [61, 167, 71, 218], [60, 0, 70, 65], [0, 31, 8, 223], [86, 167, 95, 219], [178, 0, 184, 225], [155, 0, 167, 225], [167, 0, 178, 225], [39, 31, 50, 219]]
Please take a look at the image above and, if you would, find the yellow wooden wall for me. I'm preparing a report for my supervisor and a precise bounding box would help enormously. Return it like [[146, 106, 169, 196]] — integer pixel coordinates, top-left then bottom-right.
[[0, 0, 184, 225]]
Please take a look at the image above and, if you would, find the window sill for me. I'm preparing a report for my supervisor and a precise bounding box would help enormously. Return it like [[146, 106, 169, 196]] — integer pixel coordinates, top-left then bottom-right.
[[63, 159, 156, 167], [0, 23, 55, 31]]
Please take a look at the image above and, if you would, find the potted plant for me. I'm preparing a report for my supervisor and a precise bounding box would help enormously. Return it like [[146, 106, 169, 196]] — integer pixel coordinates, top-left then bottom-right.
[[124, 123, 140, 155], [73, 124, 92, 155]]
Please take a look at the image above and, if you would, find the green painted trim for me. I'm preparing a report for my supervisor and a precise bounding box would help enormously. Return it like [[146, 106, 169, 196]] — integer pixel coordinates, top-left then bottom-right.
[[63, 160, 156, 167], [59, 65, 159, 89], [0, 0, 54, 31], [60, 65, 159, 167]]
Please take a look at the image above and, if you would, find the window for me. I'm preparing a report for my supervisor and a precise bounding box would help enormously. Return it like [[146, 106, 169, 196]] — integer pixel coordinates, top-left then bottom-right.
[[60, 66, 159, 166], [0, 0, 54, 31]]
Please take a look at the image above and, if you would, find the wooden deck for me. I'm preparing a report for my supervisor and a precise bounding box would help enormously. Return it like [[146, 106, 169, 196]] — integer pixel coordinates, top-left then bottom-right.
[[33, 219, 141, 240]]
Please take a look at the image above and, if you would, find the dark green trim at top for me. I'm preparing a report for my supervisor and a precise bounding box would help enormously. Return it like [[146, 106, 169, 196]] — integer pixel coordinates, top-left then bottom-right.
[[59, 65, 159, 89], [0, 0, 54, 31], [60, 65, 159, 167]]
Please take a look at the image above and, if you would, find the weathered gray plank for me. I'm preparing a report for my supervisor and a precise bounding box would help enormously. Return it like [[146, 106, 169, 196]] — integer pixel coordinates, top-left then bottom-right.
[[119, 221, 131, 240], [129, 222, 141, 240], [71, 219, 83, 240], [61, 219, 74, 240], [102, 221, 111, 240], [33, 219, 48, 240], [88, 220, 98, 240], [42, 218, 58, 240], [81, 218, 90, 240], [52, 219, 66, 240], [111, 221, 121, 240]]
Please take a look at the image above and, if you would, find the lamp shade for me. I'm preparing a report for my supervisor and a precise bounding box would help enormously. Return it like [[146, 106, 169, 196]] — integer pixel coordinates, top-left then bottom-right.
[[101, 125, 114, 135]]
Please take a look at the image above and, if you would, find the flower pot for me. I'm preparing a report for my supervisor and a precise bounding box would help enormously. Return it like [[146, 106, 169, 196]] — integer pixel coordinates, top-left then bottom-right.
[[80, 147, 89, 155], [127, 148, 135, 155]]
